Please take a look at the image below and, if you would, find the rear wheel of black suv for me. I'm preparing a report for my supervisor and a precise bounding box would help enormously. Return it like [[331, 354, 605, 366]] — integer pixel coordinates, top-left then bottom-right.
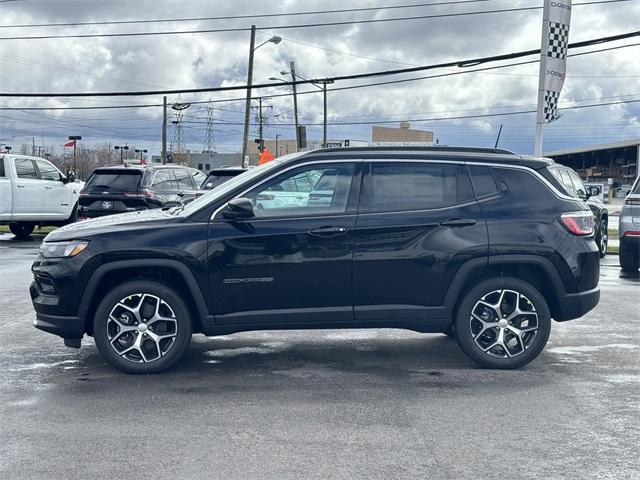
[[455, 277, 551, 369], [93, 280, 192, 374]]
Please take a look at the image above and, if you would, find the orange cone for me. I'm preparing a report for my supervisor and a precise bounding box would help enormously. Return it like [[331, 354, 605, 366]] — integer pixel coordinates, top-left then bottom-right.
[[259, 147, 275, 165]]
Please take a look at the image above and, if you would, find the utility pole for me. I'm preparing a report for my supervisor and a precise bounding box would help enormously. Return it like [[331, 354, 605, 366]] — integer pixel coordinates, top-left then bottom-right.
[[241, 25, 257, 168], [252, 97, 273, 153], [32, 137, 35, 156], [162, 96, 167, 164], [289, 61, 301, 151], [320, 80, 333, 148]]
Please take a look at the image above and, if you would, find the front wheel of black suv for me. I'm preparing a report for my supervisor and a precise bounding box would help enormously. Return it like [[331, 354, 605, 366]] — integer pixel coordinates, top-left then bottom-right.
[[455, 277, 551, 369], [93, 280, 192, 374]]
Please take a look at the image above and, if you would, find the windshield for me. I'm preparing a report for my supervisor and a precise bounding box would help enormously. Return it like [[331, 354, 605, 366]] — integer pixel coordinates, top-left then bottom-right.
[[633, 177, 640, 194], [84, 170, 142, 192]]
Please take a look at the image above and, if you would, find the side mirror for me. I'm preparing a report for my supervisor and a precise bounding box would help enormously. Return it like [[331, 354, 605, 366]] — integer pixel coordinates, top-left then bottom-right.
[[585, 186, 601, 199], [60, 175, 70, 184], [222, 197, 255, 220]]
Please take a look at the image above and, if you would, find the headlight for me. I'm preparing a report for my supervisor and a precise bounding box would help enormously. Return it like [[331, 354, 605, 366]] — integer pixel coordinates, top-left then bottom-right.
[[40, 240, 89, 258]]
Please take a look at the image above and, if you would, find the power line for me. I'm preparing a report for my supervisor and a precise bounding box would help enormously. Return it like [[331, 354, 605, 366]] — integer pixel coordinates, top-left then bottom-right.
[[0, 41, 636, 113], [180, 98, 640, 126], [0, 1, 504, 28], [1, 30, 638, 98], [0, 1, 630, 41]]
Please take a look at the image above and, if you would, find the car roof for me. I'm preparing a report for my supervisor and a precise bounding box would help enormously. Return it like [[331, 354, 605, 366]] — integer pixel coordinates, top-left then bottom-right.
[[291, 146, 554, 170], [207, 167, 247, 174], [94, 164, 195, 172]]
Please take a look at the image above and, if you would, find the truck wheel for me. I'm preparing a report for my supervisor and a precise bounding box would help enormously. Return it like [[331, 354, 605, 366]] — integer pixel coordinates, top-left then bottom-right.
[[619, 244, 639, 272], [455, 277, 551, 369], [66, 203, 78, 224], [9, 222, 35, 240], [93, 280, 192, 374]]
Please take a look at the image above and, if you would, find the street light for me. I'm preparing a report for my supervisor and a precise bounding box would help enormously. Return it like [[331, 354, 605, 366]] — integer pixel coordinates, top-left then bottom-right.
[[114, 145, 129, 164], [135, 148, 148, 164], [241, 26, 282, 167], [68, 135, 82, 174]]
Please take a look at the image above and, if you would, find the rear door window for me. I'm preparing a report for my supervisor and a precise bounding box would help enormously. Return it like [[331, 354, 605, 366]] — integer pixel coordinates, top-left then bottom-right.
[[468, 165, 499, 198], [85, 170, 142, 192], [0, 158, 5, 177], [151, 170, 178, 193], [365, 162, 474, 212], [14, 158, 39, 179]]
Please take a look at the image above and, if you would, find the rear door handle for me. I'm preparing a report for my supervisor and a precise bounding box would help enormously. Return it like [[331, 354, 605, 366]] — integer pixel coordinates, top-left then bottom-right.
[[17, 185, 26, 188], [45, 186, 53, 190], [309, 226, 349, 237], [440, 218, 477, 227]]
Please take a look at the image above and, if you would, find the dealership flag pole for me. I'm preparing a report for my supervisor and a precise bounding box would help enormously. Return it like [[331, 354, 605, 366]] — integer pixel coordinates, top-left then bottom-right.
[[534, 0, 572, 157]]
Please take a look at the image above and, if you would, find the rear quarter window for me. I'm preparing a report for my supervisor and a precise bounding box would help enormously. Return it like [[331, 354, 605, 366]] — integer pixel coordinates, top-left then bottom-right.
[[492, 167, 558, 206], [0, 158, 5, 177]]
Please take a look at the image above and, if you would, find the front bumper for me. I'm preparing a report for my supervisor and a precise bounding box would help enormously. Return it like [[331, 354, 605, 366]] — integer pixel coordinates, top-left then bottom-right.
[[32, 311, 84, 340], [554, 286, 600, 322]]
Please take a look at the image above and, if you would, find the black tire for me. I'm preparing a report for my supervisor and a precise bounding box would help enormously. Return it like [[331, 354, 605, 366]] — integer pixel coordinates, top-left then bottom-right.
[[66, 202, 78, 224], [619, 244, 639, 272], [596, 218, 608, 258], [93, 280, 192, 374], [443, 325, 456, 339], [455, 277, 551, 369], [9, 222, 35, 240]]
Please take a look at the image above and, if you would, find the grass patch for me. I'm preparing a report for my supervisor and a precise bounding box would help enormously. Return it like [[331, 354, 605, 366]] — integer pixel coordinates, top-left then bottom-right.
[[0, 225, 57, 234], [608, 228, 619, 237], [607, 245, 619, 254]]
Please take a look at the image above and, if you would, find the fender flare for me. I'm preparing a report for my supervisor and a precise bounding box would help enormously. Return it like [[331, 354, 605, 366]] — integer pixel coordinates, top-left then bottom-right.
[[443, 254, 566, 313], [77, 259, 210, 323]]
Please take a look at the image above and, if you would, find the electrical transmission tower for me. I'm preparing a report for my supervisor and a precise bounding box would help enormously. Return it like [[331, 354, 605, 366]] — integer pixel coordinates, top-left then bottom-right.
[[203, 100, 216, 154], [171, 97, 190, 154]]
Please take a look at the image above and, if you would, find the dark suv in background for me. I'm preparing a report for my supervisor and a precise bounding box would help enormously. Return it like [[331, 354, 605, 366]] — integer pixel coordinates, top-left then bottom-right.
[[79, 164, 206, 219], [30, 147, 600, 374], [546, 164, 609, 257]]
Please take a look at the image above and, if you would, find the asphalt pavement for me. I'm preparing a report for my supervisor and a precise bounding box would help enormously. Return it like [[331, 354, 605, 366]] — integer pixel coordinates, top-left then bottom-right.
[[0, 232, 639, 480]]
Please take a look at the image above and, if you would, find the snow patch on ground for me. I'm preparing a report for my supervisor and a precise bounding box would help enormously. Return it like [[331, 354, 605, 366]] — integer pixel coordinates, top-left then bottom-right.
[[204, 342, 287, 358], [548, 344, 638, 355], [325, 331, 379, 341], [604, 374, 640, 384], [9, 359, 79, 371]]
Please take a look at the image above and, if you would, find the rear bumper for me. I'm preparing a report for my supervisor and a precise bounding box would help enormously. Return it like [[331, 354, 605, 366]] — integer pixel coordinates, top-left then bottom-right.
[[554, 286, 600, 322]]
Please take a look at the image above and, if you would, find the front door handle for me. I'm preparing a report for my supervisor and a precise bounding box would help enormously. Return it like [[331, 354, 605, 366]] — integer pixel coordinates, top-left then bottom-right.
[[45, 186, 53, 190], [440, 218, 477, 227], [309, 226, 349, 237]]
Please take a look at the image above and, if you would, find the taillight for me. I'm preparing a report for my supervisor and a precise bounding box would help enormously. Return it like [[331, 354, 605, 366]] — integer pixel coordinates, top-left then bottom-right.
[[624, 231, 640, 237], [560, 211, 594, 236], [625, 198, 640, 205], [124, 189, 155, 199]]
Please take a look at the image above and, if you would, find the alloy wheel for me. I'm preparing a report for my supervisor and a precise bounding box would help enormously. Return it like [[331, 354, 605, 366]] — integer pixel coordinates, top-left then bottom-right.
[[469, 289, 539, 359], [107, 293, 178, 363], [599, 221, 608, 256]]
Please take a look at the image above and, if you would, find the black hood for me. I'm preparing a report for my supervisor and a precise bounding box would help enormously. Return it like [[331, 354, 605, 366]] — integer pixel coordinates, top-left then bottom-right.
[[45, 209, 179, 242]]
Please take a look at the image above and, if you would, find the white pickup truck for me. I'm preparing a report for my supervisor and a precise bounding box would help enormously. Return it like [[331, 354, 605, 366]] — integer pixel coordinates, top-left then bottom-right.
[[0, 154, 82, 239]]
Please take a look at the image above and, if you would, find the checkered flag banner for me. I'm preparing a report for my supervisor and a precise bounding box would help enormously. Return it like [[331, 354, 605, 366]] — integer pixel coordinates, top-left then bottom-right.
[[537, 1, 572, 126], [544, 90, 562, 123], [547, 22, 569, 60]]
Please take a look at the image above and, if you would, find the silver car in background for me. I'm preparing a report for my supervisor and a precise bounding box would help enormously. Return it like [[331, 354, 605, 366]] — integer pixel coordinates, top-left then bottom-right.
[[619, 175, 640, 272]]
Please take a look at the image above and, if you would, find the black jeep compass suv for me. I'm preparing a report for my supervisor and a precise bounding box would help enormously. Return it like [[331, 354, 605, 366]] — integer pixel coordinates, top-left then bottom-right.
[[30, 147, 600, 373]]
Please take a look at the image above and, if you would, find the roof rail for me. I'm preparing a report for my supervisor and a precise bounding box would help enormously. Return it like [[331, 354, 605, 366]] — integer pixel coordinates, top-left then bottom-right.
[[318, 145, 516, 155]]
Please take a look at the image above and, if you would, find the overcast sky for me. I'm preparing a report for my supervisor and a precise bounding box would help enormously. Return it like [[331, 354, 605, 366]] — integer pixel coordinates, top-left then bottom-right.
[[0, 0, 638, 156]]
